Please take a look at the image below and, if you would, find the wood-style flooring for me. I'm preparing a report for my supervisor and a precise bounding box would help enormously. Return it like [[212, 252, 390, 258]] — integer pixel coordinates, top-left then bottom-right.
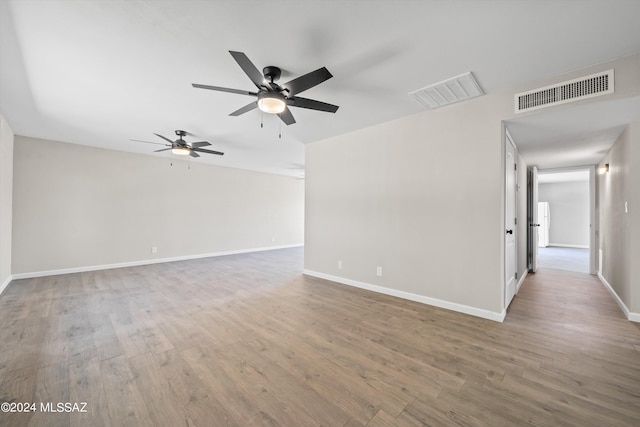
[[1, 247, 639, 426]]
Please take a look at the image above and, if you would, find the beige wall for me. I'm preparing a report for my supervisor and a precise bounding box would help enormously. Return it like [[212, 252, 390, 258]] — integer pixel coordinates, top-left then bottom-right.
[[597, 121, 640, 316], [631, 122, 640, 313], [305, 91, 507, 317], [539, 180, 590, 247], [0, 113, 14, 289], [305, 53, 640, 321], [598, 123, 640, 314], [12, 136, 304, 274]]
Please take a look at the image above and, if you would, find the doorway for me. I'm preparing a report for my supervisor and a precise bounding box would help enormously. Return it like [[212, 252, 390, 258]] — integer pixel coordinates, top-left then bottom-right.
[[530, 167, 596, 275]]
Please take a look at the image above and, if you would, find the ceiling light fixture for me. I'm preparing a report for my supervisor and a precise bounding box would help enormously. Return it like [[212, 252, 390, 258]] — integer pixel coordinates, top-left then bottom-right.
[[257, 92, 286, 114], [598, 163, 610, 174], [172, 146, 190, 156]]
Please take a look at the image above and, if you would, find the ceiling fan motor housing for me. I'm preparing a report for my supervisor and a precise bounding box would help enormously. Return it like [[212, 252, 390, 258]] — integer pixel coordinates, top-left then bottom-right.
[[263, 66, 281, 83]]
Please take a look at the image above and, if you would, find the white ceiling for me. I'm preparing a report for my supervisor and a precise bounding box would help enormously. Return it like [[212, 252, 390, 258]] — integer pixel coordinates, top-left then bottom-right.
[[2, 0, 640, 176], [507, 96, 640, 169]]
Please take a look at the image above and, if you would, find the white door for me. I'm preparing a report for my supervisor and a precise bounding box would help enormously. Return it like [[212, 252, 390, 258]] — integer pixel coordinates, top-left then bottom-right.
[[505, 132, 517, 307], [529, 167, 539, 272]]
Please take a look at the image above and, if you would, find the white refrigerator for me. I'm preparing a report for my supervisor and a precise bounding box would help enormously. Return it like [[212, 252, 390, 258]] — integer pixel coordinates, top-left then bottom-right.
[[537, 202, 550, 247]]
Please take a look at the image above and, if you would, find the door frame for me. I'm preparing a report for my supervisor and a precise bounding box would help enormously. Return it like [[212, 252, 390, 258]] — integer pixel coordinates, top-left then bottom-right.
[[530, 165, 597, 275], [504, 128, 518, 308], [529, 166, 539, 272]]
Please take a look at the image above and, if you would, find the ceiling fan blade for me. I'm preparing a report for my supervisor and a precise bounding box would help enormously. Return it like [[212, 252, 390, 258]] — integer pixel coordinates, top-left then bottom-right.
[[230, 101, 258, 116], [282, 67, 333, 96], [192, 83, 258, 97], [229, 51, 265, 89], [153, 133, 175, 145], [189, 141, 211, 148], [130, 139, 168, 146], [278, 107, 296, 125], [189, 150, 200, 158], [288, 96, 339, 113], [154, 148, 172, 152], [193, 147, 224, 156]]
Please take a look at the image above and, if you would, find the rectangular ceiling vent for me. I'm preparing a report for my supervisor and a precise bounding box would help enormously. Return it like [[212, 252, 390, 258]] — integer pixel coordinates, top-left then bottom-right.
[[515, 69, 614, 113], [409, 72, 484, 110]]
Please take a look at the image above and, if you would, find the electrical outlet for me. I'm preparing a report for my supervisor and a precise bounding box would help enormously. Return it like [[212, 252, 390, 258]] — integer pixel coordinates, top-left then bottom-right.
[[376, 266, 383, 277], [151, 246, 158, 254], [338, 260, 343, 269]]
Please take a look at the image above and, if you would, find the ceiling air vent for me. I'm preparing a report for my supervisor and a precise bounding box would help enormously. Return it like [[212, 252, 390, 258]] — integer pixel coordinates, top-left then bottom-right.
[[409, 72, 484, 109], [515, 69, 614, 113]]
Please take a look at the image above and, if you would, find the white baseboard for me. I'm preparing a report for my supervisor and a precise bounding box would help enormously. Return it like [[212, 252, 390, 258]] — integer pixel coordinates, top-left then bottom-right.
[[598, 272, 640, 322], [0, 274, 12, 297], [303, 269, 505, 323], [11, 244, 304, 280], [548, 243, 589, 249]]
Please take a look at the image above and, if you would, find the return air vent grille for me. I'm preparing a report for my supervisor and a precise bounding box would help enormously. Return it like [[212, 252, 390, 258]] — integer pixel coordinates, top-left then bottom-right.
[[515, 69, 614, 113], [409, 72, 484, 110]]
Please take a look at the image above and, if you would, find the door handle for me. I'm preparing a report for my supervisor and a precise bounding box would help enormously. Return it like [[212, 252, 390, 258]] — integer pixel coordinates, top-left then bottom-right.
[[529, 224, 540, 227], [506, 229, 513, 234]]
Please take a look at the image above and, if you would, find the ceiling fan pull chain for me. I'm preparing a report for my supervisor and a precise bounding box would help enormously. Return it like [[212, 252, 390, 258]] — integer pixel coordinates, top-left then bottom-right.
[[261, 110, 264, 128], [279, 117, 282, 139]]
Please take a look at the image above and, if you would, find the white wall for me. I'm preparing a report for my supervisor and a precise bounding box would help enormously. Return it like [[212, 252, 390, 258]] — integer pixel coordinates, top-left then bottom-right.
[[539, 180, 590, 248], [12, 136, 304, 275], [0, 113, 13, 291], [598, 122, 640, 317], [305, 91, 507, 319]]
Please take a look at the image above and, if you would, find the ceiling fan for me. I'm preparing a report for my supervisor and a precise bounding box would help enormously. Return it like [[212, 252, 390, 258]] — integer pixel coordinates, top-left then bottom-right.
[[192, 50, 339, 125], [131, 130, 224, 158]]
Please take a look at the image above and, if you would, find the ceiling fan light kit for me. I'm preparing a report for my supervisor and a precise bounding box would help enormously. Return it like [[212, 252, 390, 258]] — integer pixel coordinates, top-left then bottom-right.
[[171, 146, 191, 156], [192, 50, 339, 126], [257, 92, 286, 114]]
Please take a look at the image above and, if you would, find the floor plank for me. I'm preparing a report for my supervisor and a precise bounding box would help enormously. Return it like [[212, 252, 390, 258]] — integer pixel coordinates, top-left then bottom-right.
[[1, 248, 639, 426]]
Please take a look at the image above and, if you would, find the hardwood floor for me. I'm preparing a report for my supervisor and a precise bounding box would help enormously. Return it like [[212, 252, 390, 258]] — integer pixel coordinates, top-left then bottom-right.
[[1, 248, 639, 426]]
